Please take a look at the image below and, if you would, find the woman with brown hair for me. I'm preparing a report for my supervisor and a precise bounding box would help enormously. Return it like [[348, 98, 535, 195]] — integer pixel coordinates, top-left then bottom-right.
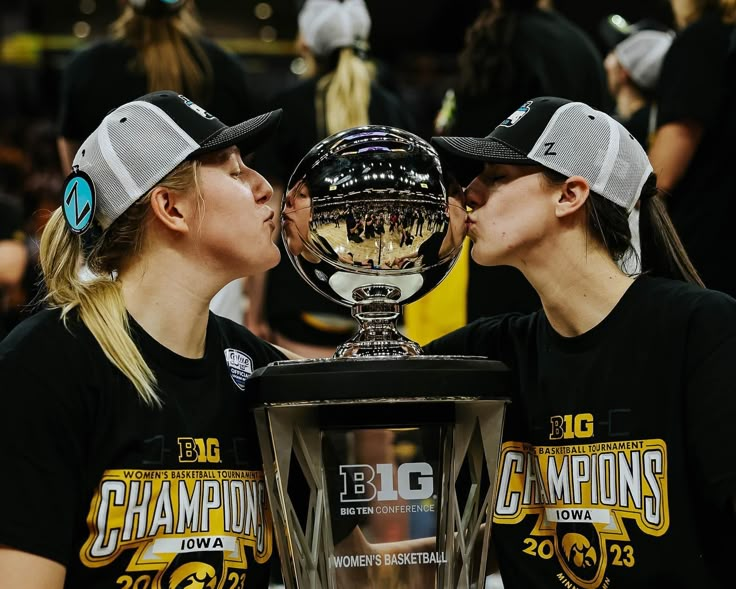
[[427, 96, 734, 588], [58, 0, 254, 172]]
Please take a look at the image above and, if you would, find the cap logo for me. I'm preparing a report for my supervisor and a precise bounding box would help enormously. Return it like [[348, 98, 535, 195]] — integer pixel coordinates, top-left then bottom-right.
[[178, 94, 214, 120], [62, 169, 96, 234], [500, 100, 532, 128]]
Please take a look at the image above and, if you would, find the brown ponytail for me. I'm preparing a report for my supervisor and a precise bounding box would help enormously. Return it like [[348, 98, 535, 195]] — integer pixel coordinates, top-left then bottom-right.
[[110, 4, 213, 104], [540, 168, 703, 286], [638, 183, 703, 286]]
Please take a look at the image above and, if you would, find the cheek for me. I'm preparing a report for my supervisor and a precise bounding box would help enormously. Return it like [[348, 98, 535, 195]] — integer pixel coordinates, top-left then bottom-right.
[[475, 195, 542, 250]]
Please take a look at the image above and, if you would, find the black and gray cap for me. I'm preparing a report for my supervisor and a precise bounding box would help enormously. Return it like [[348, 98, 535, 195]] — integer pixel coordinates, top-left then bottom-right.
[[68, 91, 281, 230], [432, 96, 653, 212]]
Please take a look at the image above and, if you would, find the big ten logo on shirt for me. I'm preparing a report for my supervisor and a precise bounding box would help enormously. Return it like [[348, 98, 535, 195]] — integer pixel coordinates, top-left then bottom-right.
[[494, 411, 670, 589], [178, 437, 221, 463], [550, 413, 594, 440]]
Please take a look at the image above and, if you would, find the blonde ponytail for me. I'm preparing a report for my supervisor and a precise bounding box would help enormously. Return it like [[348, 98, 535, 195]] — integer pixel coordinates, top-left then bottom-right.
[[319, 47, 371, 136], [40, 208, 160, 407], [39, 159, 200, 407]]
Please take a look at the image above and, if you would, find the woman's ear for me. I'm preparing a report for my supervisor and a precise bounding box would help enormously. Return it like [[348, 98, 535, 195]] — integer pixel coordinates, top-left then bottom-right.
[[555, 175, 590, 219], [149, 186, 191, 233]]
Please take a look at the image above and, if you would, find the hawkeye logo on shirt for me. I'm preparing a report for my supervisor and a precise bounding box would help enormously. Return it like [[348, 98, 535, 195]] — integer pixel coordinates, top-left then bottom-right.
[[81, 467, 272, 589], [493, 435, 669, 589]]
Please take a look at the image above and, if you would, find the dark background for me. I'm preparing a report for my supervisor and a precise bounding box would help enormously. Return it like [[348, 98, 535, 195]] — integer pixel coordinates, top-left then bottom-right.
[[1, 0, 675, 136]]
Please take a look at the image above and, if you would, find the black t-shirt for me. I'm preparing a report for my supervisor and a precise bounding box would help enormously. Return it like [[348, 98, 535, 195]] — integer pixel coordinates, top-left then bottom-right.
[[447, 8, 608, 322], [254, 78, 414, 346], [59, 37, 254, 141], [0, 308, 285, 588], [656, 10, 736, 297], [425, 275, 736, 588]]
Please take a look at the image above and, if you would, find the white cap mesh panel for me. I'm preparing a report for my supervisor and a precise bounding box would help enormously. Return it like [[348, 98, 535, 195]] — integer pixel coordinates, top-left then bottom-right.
[[73, 101, 199, 229], [75, 131, 131, 228], [528, 102, 651, 212], [602, 124, 652, 211]]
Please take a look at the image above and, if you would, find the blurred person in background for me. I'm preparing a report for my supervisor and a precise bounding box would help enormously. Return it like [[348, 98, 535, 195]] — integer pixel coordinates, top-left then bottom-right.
[[57, 0, 259, 324], [604, 29, 674, 149], [433, 0, 609, 325], [603, 27, 674, 275], [648, 0, 736, 297], [0, 195, 28, 340], [250, 0, 414, 358]]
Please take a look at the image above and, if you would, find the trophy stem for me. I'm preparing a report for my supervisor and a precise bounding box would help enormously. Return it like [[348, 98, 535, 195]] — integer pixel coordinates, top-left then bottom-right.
[[334, 288, 422, 357]]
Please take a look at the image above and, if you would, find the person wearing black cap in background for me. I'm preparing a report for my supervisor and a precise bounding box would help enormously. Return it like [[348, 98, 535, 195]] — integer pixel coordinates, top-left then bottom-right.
[[434, 0, 609, 324], [0, 92, 290, 588], [426, 96, 735, 589]]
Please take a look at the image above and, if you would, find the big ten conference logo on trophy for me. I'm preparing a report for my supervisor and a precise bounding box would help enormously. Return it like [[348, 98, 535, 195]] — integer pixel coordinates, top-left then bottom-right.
[[339, 462, 435, 511]]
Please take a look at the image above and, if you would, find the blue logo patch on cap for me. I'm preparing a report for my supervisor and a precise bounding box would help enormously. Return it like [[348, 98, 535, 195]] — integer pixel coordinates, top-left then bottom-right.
[[500, 100, 532, 128], [178, 94, 215, 120], [62, 170, 96, 234]]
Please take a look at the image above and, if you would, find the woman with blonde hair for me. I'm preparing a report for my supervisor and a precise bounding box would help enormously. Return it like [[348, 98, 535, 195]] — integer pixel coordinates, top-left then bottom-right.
[[250, 0, 413, 358], [0, 91, 287, 588], [58, 0, 254, 172]]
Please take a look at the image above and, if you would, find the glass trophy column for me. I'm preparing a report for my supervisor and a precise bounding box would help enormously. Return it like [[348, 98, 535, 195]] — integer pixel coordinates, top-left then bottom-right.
[[246, 357, 510, 588]]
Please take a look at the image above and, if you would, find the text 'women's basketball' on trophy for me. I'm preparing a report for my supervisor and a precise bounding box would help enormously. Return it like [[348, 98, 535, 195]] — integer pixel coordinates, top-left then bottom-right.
[[246, 126, 511, 589]]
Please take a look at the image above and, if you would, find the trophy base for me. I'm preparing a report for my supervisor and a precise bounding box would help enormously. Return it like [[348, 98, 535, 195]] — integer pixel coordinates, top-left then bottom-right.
[[335, 297, 422, 357], [247, 357, 512, 589], [334, 333, 422, 357]]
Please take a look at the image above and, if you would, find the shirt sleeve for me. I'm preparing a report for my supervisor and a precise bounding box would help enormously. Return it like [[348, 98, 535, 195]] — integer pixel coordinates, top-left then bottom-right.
[[0, 320, 91, 565], [683, 290, 736, 512], [423, 313, 523, 364]]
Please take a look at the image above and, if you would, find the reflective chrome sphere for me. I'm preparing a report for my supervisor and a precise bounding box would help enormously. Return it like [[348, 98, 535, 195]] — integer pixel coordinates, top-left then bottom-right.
[[281, 125, 466, 311]]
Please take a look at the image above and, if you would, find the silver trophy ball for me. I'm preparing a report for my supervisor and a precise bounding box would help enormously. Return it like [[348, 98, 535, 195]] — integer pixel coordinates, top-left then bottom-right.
[[281, 125, 467, 357]]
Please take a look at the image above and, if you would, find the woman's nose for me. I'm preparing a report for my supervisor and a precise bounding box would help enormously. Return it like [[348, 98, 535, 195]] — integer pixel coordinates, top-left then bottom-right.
[[245, 167, 273, 204]]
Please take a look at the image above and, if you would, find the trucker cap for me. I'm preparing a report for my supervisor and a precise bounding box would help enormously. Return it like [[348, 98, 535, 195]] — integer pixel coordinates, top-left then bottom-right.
[[432, 96, 653, 212], [62, 91, 282, 233]]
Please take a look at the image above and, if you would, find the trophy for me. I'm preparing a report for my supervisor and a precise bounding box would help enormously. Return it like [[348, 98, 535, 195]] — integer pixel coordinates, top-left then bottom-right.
[[245, 126, 511, 588]]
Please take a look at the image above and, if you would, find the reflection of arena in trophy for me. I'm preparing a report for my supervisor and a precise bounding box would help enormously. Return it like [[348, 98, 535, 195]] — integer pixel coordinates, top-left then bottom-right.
[[282, 126, 467, 356]]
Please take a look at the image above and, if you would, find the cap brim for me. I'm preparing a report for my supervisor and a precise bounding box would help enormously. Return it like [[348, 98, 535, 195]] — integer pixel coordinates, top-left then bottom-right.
[[431, 136, 535, 165], [192, 109, 282, 157], [431, 136, 536, 187]]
